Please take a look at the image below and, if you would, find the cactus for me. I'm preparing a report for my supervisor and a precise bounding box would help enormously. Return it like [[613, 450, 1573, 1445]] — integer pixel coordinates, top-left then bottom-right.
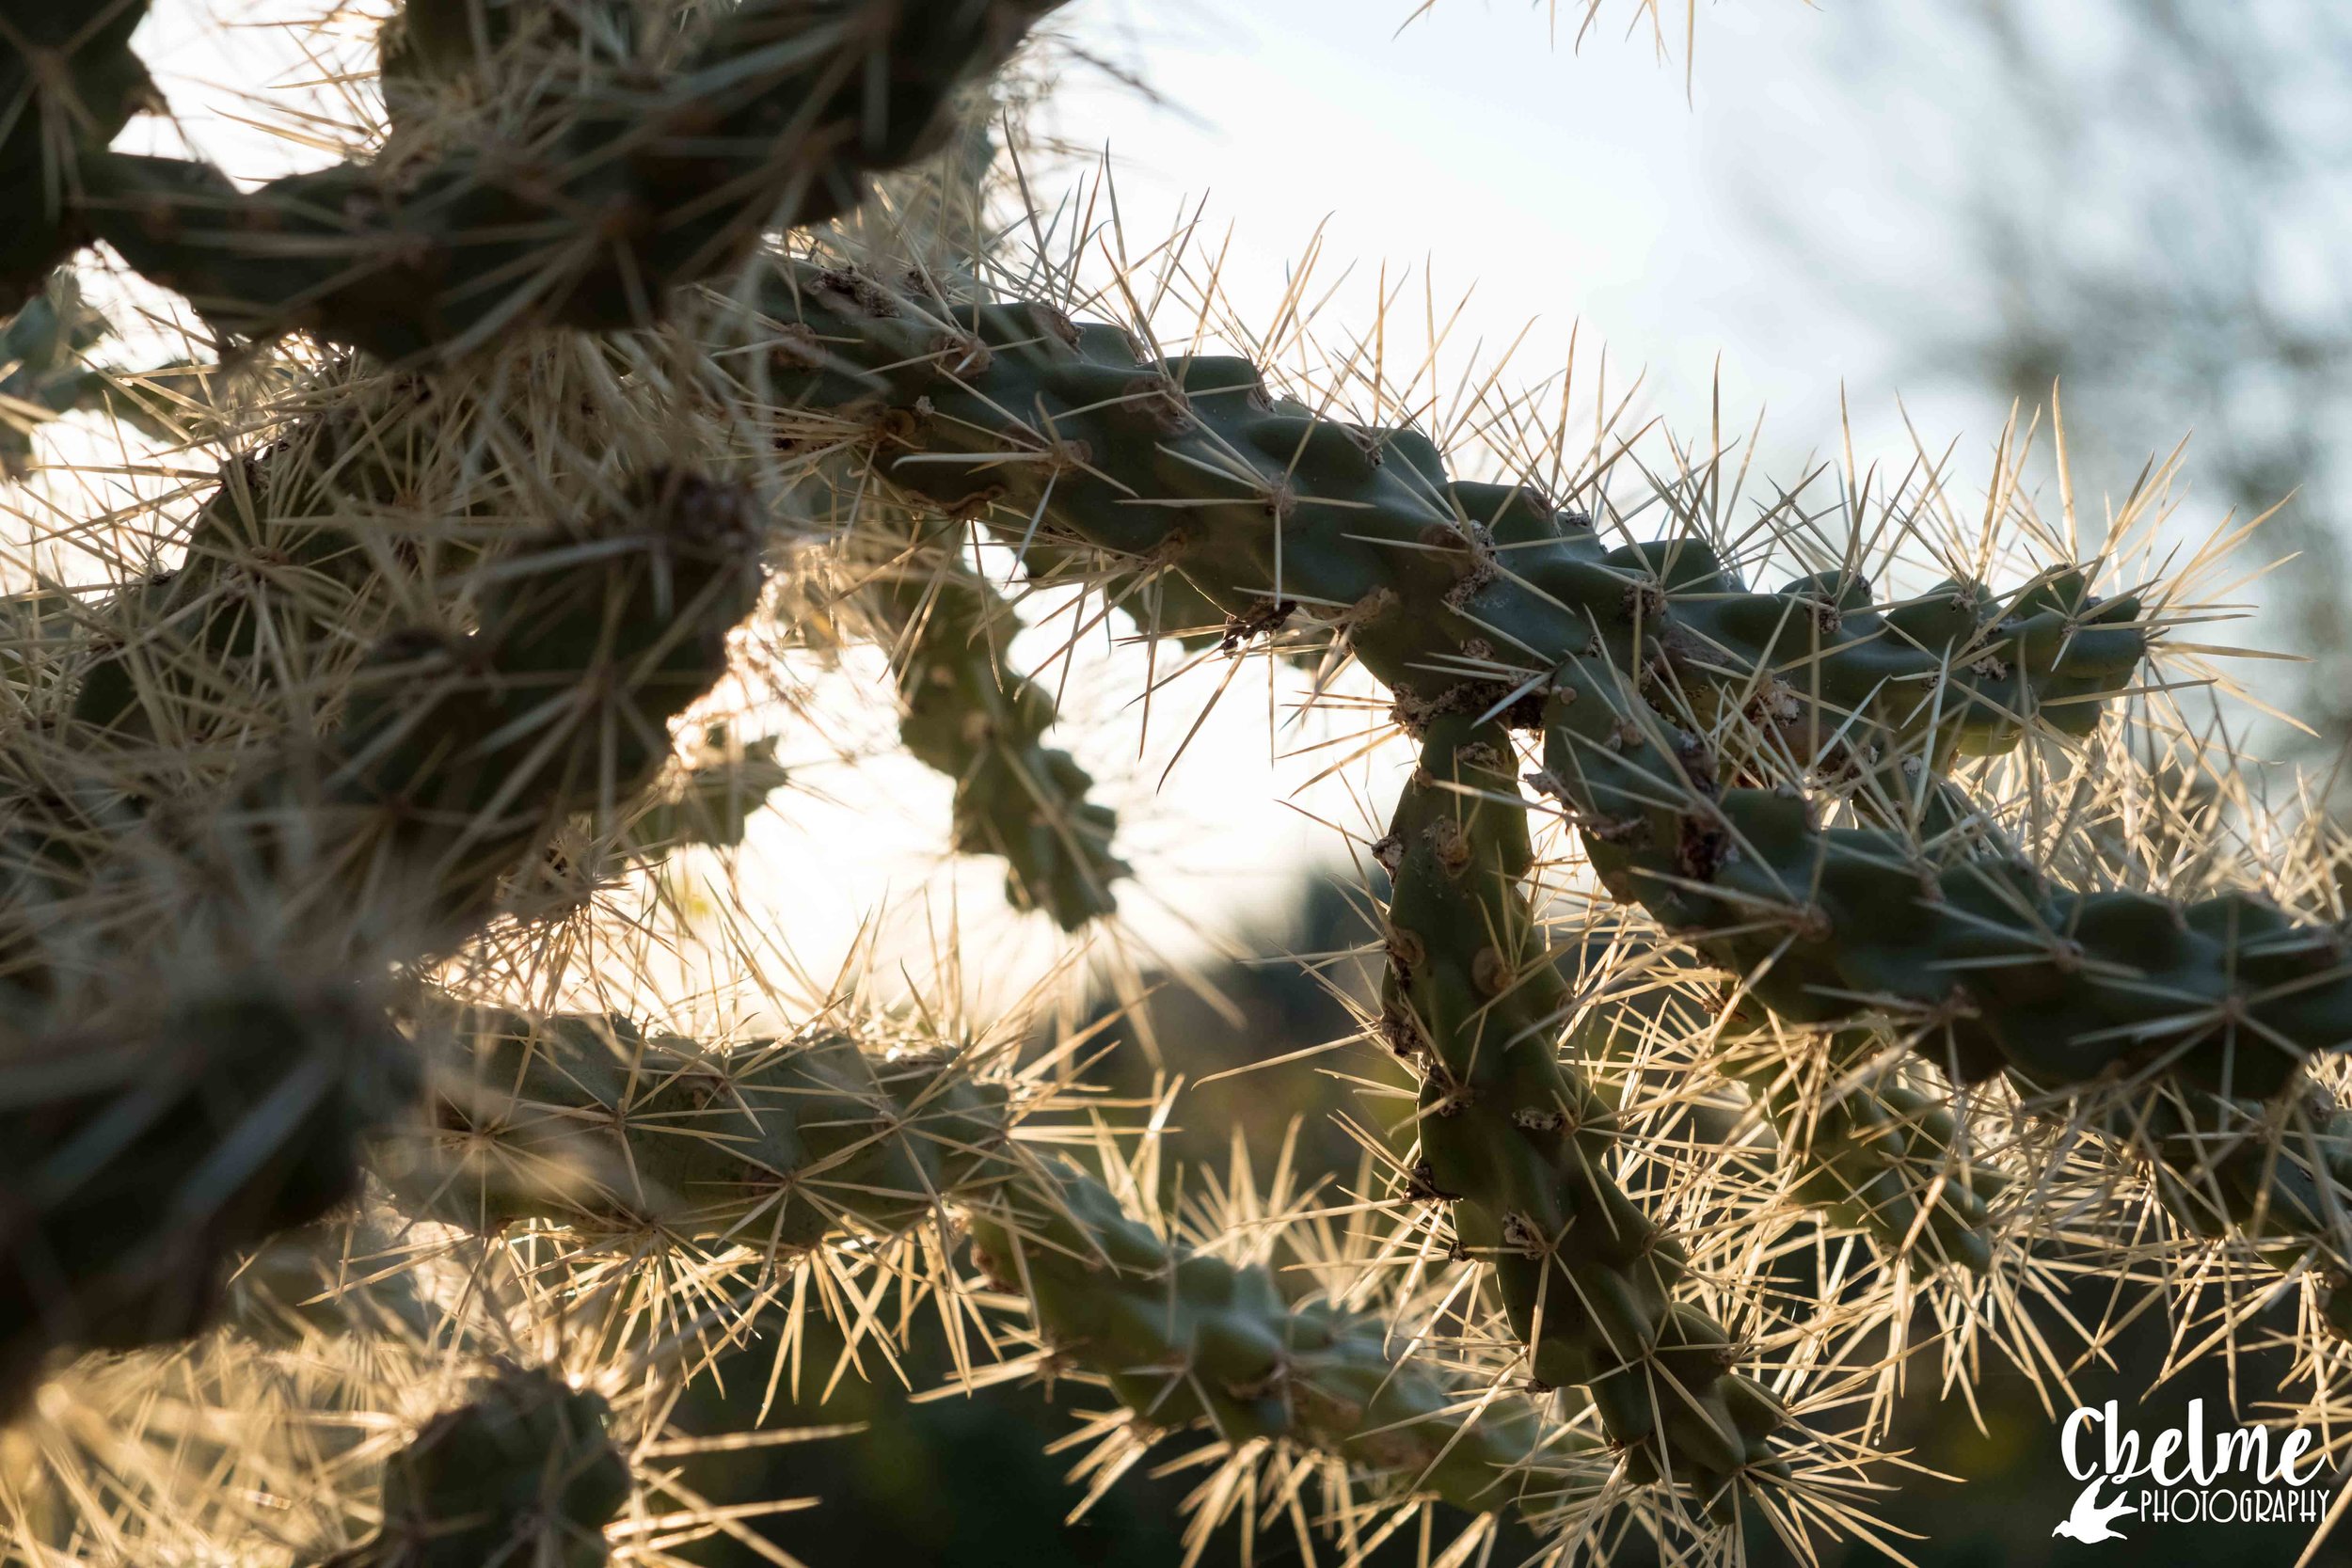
[[387, 1006, 1017, 1244], [964, 1160, 1549, 1518], [1377, 713, 1786, 1516], [377, 1002, 1556, 1520], [46, 1, 1073, 355], [323, 1366, 630, 1568], [8, 5, 2352, 1565], [0, 975, 404, 1418], [0, 2, 157, 305], [864, 528, 1126, 928]]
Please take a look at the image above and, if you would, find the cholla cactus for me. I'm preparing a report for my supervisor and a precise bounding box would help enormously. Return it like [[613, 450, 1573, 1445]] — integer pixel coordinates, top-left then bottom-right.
[[3, 3, 2349, 1565]]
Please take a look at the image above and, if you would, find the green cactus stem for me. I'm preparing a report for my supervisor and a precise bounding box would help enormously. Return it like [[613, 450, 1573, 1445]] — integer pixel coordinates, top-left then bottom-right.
[[1557, 936, 2007, 1273], [1378, 713, 1787, 1516], [322, 1365, 629, 1568], [64, 379, 458, 749], [751, 261, 2143, 763], [385, 1006, 1016, 1246], [0, 270, 136, 476], [0, 2, 157, 307], [383, 1005, 1553, 1517], [223, 1214, 439, 1348], [1534, 655, 2341, 1101], [27, 468, 766, 975], [613, 729, 792, 856], [0, 976, 405, 1419], [866, 530, 1126, 929], [58, 1, 1072, 356], [295, 467, 764, 936], [964, 1161, 1549, 1519]]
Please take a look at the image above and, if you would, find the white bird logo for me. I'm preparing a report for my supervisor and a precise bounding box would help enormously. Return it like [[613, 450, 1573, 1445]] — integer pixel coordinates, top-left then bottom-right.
[[2052, 1478, 2137, 1544]]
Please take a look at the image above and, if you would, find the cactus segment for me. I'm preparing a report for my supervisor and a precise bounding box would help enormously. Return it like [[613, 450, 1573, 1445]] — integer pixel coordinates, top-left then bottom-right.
[[66, 384, 459, 746], [755, 261, 2145, 767], [616, 730, 791, 855], [1560, 942, 2005, 1272], [326, 1366, 629, 1568], [71, 1, 1071, 358], [866, 533, 1126, 928], [0, 271, 139, 477], [0, 979, 405, 1419], [1730, 1022, 2004, 1273], [179, 467, 757, 944], [0, 470, 762, 1002], [1378, 713, 1786, 1514], [1534, 655, 2349, 1100], [385, 1006, 1014, 1246], [0, 2, 156, 310], [380, 1004, 1551, 1516], [224, 1215, 438, 1348], [964, 1163, 1548, 1517]]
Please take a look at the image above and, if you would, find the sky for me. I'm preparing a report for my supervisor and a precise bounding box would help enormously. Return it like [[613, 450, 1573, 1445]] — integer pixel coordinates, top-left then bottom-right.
[[76, 0, 2286, 1009]]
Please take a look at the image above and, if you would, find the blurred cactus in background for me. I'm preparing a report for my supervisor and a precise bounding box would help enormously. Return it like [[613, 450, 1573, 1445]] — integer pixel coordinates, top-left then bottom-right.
[[2, 3, 2349, 1566]]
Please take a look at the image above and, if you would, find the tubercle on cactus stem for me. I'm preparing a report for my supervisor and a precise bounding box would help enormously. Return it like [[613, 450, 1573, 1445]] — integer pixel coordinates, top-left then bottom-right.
[[319, 1365, 629, 1568], [1379, 713, 1788, 1517], [17, 1, 1074, 357], [864, 525, 1128, 929]]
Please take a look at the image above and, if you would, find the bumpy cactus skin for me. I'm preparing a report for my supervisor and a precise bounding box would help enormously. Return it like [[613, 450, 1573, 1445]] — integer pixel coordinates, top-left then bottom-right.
[[65, 1, 1071, 356], [868, 536, 1125, 928], [1380, 714, 1785, 1513], [756, 262, 2141, 758], [66, 383, 455, 746], [391, 1007, 1013, 1245], [965, 1164, 1546, 1516], [325, 1367, 629, 1568], [1537, 658, 2341, 1100], [0, 980, 403, 1418]]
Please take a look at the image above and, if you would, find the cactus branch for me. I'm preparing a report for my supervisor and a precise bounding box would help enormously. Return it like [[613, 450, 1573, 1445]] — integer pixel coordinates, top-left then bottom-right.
[[50, 1, 1072, 356], [1378, 712, 1788, 1516], [864, 527, 1127, 928]]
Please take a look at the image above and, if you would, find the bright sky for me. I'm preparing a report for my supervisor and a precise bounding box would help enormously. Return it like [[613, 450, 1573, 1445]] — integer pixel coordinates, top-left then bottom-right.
[[80, 1, 2261, 1008]]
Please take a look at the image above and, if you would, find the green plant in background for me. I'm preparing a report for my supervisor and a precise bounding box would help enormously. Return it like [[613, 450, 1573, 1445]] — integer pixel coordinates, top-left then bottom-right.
[[2, 3, 2349, 1566]]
